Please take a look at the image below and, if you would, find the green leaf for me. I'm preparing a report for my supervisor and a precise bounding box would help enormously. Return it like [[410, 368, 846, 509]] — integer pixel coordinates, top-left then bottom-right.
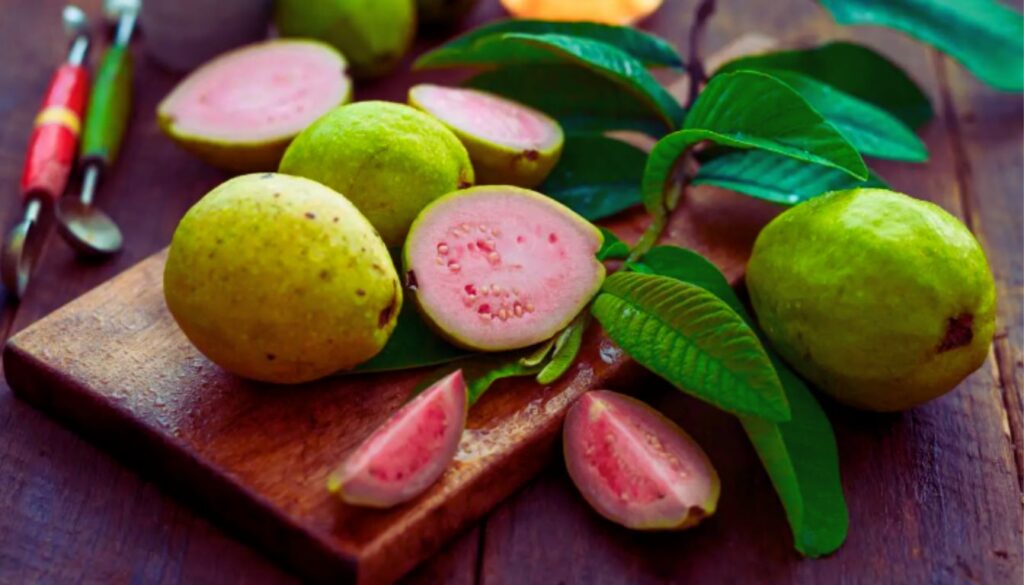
[[451, 33, 683, 129], [818, 0, 1024, 92], [642, 71, 868, 218], [542, 135, 646, 220], [467, 357, 544, 405], [465, 65, 669, 135], [632, 246, 848, 557], [415, 19, 683, 69], [521, 337, 558, 367], [765, 71, 927, 161], [717, 42, 933, 128], [591, 272, 790, 421], [354, 299, 470, 373], [537, 312, 589, 384], [693, 149, 889, 205], [597, 227, 631, 261]]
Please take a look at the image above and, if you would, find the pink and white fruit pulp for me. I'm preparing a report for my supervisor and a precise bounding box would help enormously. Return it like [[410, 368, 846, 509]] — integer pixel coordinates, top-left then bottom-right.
[[563, 390, 720, 530], [403, 186, 604, 351], [409, 84, 564, 188], [158, 39, 351, 171], [328, 370, 467, 508]]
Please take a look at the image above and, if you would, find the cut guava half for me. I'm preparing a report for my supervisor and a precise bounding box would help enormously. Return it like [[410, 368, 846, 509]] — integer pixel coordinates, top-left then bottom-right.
[[403, 186, 604, 352], [328, 370, 467, 508], [158, 39, 351, 172], [563, 390, 720, 530], [409, 84, 564, 188]]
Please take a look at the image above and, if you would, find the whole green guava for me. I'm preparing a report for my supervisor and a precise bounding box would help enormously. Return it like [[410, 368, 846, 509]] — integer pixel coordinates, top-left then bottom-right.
[[279, 101, 475, 247], [746, 188, 996, 411], [164, 173, 401, 384], [274, 0, 415, 77]]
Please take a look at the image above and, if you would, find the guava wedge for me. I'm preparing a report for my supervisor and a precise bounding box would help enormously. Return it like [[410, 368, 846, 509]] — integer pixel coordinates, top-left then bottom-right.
[[328, 370, 467, 508], [403, 186, 605, 351], [747, 188, 997, 411], [157, 40, 351, 172], [409, 84, 564, 188], [563, 390, 720, 530]]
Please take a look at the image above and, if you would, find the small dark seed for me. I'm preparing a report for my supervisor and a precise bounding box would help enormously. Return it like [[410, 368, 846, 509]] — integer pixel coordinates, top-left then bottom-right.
[[356, 289, 366, 296], [266, 353, 276, 361], [305, 212, 316, 219]]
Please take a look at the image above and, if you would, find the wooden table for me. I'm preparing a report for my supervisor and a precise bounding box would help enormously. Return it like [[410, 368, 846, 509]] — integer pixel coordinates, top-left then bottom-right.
[[1, 0, 1020, 582]]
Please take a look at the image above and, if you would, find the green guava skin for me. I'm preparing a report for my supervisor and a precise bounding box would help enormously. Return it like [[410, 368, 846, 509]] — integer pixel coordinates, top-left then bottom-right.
[[279, 101, 475, 247], [164, 173, 401, 384], [274, 0, 415, 77], [747, 188, 996, 411]]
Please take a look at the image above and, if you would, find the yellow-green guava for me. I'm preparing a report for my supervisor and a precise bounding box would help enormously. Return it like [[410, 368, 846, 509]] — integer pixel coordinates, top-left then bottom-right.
[[279, 101, 475, 247], [164, 173, 401, 384], [746, 188, 996, 411], [274, 0, 415, 78], [157, 40, 351, 172], [409, 84, 564, 188]]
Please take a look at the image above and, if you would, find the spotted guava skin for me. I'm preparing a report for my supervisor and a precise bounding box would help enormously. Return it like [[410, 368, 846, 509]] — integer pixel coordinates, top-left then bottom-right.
[[747, 188, 996, 411], [279, 101, 475, 247], [274, 0, 415, 77], [164, 173, 401, 384]]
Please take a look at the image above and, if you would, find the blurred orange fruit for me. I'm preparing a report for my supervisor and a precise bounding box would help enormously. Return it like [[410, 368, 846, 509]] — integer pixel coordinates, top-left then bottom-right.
[[501, 0, 663, 25]]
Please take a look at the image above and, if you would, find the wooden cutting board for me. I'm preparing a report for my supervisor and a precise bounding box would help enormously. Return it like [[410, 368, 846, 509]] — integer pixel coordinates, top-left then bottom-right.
[[3, 186, 780, 584]]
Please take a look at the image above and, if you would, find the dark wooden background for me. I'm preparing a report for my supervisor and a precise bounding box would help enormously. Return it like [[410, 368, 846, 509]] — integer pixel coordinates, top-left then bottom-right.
[[0, 0, 1021, 583]]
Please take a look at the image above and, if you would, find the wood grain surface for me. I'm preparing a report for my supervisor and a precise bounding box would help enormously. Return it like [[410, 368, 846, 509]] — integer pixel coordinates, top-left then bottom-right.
[[0, 0, 1020, 584]]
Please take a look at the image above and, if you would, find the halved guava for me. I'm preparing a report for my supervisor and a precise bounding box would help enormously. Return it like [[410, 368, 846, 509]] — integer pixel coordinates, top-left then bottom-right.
[[328, 370, 467, 508], [409, 84, 564, 188], [157, 39, 351, 172], [563, 390, 720, 530], [403, 186, 604, 351], [501, 0, 663, 24]]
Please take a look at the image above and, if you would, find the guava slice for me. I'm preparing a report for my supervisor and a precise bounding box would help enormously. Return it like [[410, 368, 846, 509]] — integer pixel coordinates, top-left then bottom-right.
[[409, 84, 564, 188], [563, 390, 720, 530], [157, 39, 351, 172], [403, 186, 605, 351], [328, 370, 467, 508]]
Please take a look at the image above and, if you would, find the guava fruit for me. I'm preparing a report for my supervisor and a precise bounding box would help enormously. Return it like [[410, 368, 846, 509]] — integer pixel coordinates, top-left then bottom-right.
[[563, 390, 720, 530], [409, 84, 564, 189], [747, 188, 997, 411], [328, 369, 467, 508], [416, 0, 479, 30], [500, 0, 664, 25], [157, 40, 351, 172], [403, 185, 605, 351], [274, 0, 415, 78], [279, 101, 475, 247], [164, 173, 400, 384]]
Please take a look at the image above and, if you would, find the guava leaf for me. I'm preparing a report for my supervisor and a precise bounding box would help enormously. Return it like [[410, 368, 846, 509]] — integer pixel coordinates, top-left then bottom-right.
[[354, 301, 470, 373], [467, 357, 544, 405], [537, 312, 589, 385], [596, 227, 631, 261], [542, 135, 646, 220], [591, 272, 790, 422], [818, 0, 1024, 92], [465, 65, 669, 135], [520, 337, 558, 367], [415, 19, 683, 69], [631, 245, 848, 557], [692, 149, 889, 205], [717, 42, 933, 128], [642, 71, 868, 221], [764, 71, 927, 162], [450, 33, 683, 130]]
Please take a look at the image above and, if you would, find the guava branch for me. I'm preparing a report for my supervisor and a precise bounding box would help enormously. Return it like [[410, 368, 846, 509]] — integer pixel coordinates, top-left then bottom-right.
[[686, 0, 717, 108]]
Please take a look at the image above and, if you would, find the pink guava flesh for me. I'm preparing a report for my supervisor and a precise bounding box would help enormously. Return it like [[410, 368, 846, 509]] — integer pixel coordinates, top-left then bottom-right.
[[404, 187, 605, 351], [159, 40, 350, 142], [328, 370, 467, 508], [563, 390, 720, 530], [409, 84, 560, 151]]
